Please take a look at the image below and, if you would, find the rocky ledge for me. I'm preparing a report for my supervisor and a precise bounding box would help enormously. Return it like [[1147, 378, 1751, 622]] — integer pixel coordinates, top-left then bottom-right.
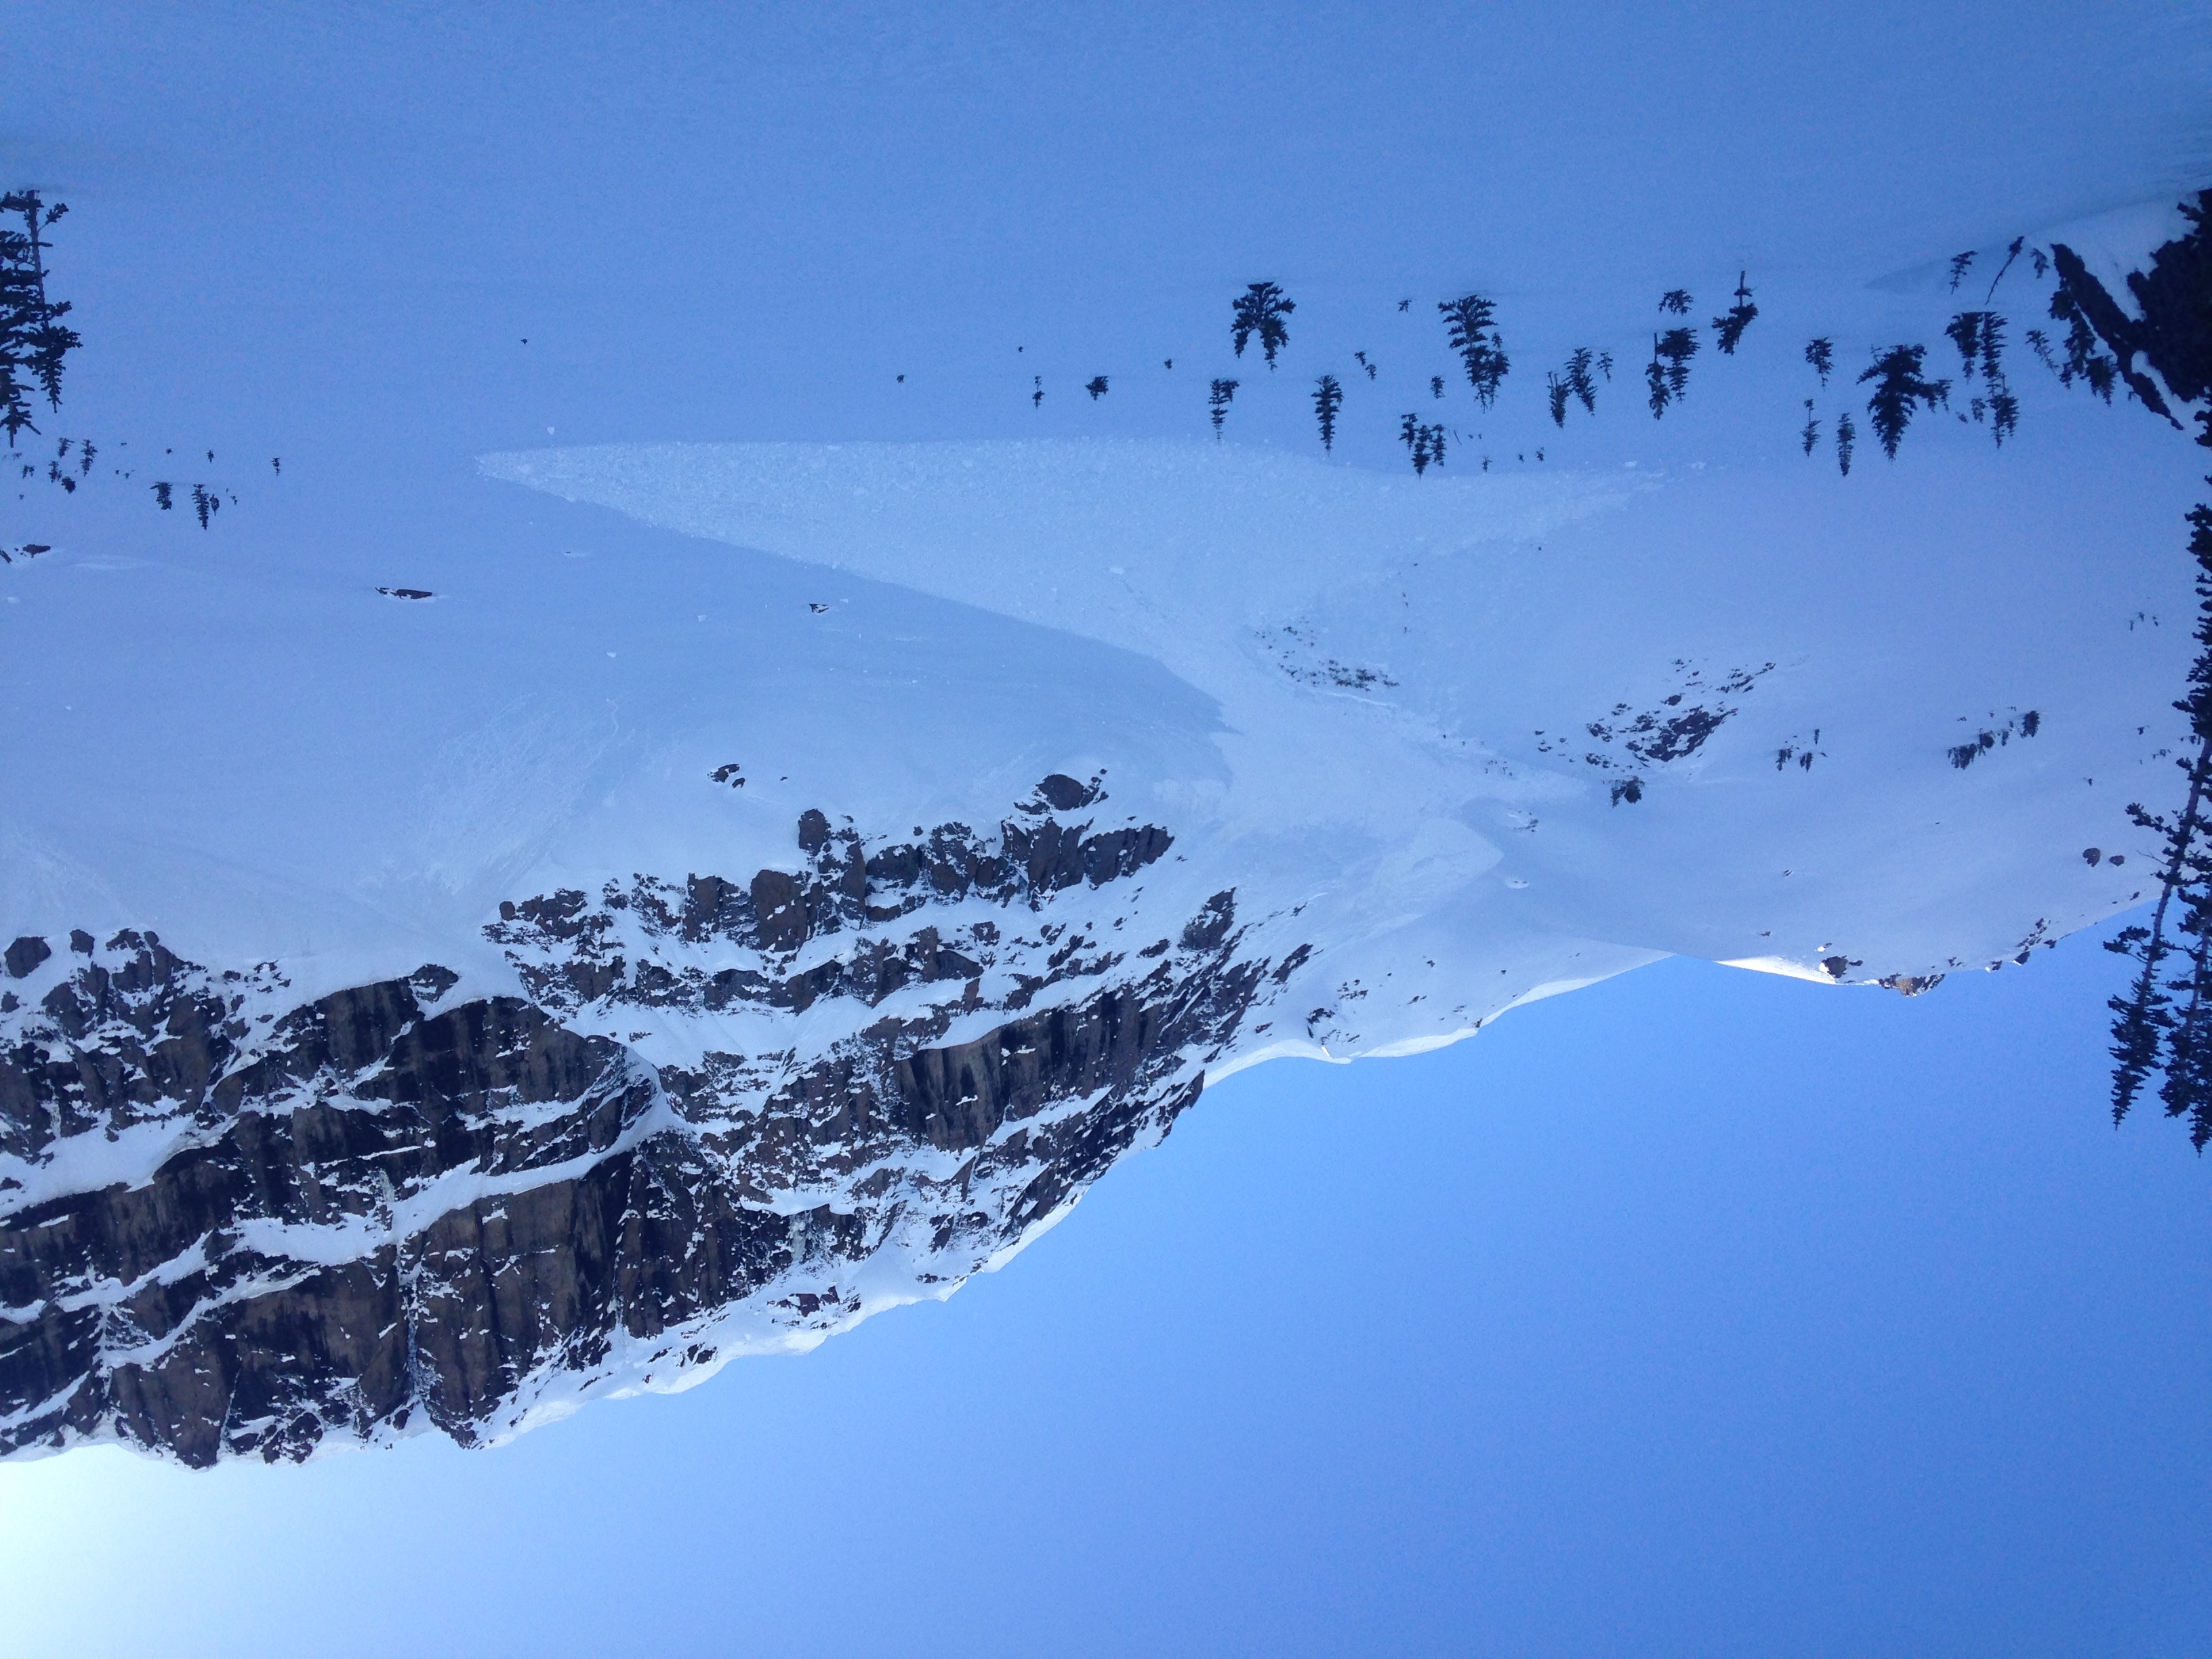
[[0, 779, 1290, 1465]]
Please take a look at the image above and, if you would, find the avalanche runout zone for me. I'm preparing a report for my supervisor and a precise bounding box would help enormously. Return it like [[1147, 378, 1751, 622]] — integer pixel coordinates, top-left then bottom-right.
[[0, 779, 1285, 1465]]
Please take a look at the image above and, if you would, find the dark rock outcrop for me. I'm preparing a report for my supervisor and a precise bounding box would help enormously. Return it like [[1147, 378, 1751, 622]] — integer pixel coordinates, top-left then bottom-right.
[[0, 783, 1286, 1466]]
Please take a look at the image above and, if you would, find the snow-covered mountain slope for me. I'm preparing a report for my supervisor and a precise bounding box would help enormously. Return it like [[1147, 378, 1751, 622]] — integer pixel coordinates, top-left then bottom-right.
[[5, 178, 2207, 1464]]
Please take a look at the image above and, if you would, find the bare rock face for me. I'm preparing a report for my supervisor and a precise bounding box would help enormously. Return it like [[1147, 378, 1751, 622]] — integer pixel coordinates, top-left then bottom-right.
[[0, 786, 1277, 1465]]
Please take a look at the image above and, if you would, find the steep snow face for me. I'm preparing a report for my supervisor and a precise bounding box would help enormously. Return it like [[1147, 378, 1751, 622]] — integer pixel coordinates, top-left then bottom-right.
[[6, 171, 2209, 1462], [487, 430, 2182, 999], [4, 407, 2193, 1464]]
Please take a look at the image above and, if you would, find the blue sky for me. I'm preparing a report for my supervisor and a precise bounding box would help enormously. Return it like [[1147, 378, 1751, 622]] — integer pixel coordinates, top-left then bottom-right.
[[3, 5, 2210, 1653]]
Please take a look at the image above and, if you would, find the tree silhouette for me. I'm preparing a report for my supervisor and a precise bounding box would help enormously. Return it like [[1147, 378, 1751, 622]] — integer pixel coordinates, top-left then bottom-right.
[[1031, 375, 1043, 409], [1859, 344, 1950, 457], [2108, 410, 2212, 1150], [1947, 251, 1975, 291], [1547, 373, 1569, 426], [1439, 294, 1509, 407], [1711, 272, 1758, 353], [1836, 411, 1856, 476], [1946, 311, 2019, 446], [1567, 347, 1598, 411], [1231, 282, 1295, 368], [1085, 375, 1109, 400], [1429, 374, 1445, 399], [1313, 373, 1343, 451], [1399, 415, 1446, 475], [151, 480, 173, 510], [1208, 377, 1237, 438], [1659, 289, 1692, 315], [1800, 399, 1820, 456], [190, 485, 218, 528], [0, 190, 81, 448], [1805, 337, 1834, 386], [1646, 327, 1698, 417], [1984, 236, 2027, 300]]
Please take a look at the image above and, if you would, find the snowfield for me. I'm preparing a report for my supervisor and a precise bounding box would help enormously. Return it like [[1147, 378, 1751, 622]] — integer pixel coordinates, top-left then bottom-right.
[[3, 183, 2206, 1459]]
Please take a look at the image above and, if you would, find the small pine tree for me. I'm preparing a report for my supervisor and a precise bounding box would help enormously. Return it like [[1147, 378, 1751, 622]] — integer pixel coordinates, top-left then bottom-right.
[[1231, 282, 1295, 368], [1399, 415, 1446, 474], [1946, 251, 1975, 291], [1085, 375, 1109, 400], [1595, 350, 1614, 382], [1647, 328, 1698, 416], [1032, 375, 1043, 409], [1439, 295, 1509, 407], [1836, 411, 1856, 476], [0, 190, 81, 448], [1313, 373, 1343, 452], [151, 480, 173, 510], [1805, 337, 1833, 386], [1800, 399, 1820, 456], [191, 484, 213, 528], [1946, 310, 1989, 380], [1711, 272, 1757, 354], [1984, 236, 2026, 300], [1659, 289, 1692, 315], [1429, 374, 1445, 400], [1547, 372, 1569, 427], [1858, 344, 1950, 457], [1566, 347, 1597, 412], [1208, 377, 1237, 438]]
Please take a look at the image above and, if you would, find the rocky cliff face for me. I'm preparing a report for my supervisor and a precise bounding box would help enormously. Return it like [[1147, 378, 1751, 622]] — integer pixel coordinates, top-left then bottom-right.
[[0, 779, 1282, 1465]]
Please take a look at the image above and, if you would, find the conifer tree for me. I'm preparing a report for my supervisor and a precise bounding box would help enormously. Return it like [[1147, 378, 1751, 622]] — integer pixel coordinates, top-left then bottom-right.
[[1313, 373, 1343, 451], [2107, 410, 2212, 1150], [1439, 294, 1509, 407], [1430, 374, 1445, 399], [151, 480, 173, 510], [1086, 375, 1109, 400], [1805, 337, 1834, 386], [1711, 272, 1758, 353], [1659, 289, 1692, 315], [1836, 411, 1856, 476], [1858, 344, 1950, 457], [1801, 399, 1820, 456], [1208, 377, 1237, 438], [1645, 327, 1698, 417], [1566, 347, 1597, 412], [1231, 282, 1295, 368], [1399, 417, 1446, 475], [1984, 236, 2026, 300], [1596, 350, 1614, 382], [1031, 375, 1043, 409], [1947, 251, 1975, 291], [0, 190, 80, 448], [1547, 372, 1569, 427]]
